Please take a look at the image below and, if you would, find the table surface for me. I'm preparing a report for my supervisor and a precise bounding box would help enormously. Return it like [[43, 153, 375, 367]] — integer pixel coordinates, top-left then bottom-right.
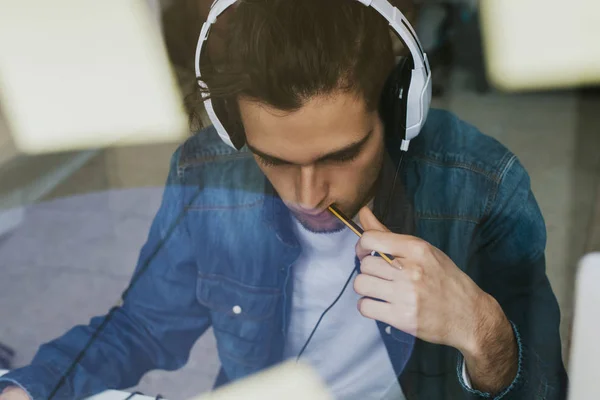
[[0, 370, 161, 400]]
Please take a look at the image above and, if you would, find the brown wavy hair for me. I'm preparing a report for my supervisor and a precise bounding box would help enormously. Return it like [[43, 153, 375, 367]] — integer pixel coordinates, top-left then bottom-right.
[[163, 0, 416, 148]]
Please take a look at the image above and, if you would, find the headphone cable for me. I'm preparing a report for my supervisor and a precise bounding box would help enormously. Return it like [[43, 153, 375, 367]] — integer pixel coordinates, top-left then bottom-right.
[[382, 149, 406, 223], [297, 145, 407, 361], [49, 146, 408, 397], [295, 264, 357, 361], [48, 190, 202, 400]]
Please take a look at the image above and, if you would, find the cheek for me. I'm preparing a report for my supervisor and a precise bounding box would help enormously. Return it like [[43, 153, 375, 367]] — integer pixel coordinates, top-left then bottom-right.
[[326, 154, 382, 199], [346, 140, 384, 183], [327, 161, 377, 195]]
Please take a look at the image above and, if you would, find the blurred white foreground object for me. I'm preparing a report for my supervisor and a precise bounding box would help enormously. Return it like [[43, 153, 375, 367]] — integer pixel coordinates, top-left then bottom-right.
[[480, 0, 600, 91], [0, 0, 188, 154], [190, 361, 333, 400], [568, 253, 600, 399]]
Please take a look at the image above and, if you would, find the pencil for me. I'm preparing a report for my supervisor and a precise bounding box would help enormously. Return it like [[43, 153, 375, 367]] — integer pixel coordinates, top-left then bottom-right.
[[327, 204, 395, 265]]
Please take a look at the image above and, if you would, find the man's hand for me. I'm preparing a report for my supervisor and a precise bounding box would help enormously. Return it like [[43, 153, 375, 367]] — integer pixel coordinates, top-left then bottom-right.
[[354, 206, 518, 394], [0, 387, 30, 400]]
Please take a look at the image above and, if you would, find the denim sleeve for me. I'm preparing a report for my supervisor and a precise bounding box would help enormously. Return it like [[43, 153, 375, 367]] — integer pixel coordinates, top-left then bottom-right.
[[459, 155, 569, 399], [0, 149, 211, 400]]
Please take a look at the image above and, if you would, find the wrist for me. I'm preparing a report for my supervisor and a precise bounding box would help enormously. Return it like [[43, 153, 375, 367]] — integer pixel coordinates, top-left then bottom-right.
[[464, 293, 505, 358], [453, 291, 494, 357], [460, 293, 518, 393]]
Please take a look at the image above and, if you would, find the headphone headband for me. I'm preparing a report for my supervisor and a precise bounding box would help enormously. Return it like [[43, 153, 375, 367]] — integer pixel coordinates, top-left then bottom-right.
[[195, 0, 432, 149]]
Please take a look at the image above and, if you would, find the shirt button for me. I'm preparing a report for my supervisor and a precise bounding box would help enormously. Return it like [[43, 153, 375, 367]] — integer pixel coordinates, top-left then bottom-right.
[[385, 326, 392, 335], [232, 305, 242, 315]]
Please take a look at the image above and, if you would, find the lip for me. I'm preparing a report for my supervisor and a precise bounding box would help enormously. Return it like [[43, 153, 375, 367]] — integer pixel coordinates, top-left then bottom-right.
[[303, 210, 328, 217], [304, 212, 330, 220], [294, 209, 332, 221]]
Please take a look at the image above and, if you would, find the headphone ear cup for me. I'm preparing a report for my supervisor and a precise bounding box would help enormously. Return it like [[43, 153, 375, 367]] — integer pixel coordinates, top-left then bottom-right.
[[380, 57, 415, 143]]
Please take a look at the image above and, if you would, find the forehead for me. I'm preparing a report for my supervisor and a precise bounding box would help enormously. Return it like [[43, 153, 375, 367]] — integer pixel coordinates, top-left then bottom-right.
[[239, 93, 375, 163]]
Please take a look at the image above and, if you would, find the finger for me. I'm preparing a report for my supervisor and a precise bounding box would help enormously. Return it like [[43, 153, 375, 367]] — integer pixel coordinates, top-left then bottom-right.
[[359, 298, 418, 337], [355, 232, 400, 260], [358, 206, 390, 232], [355, 238, 373, 261], [360, 255, 402, 280], [357, 297, 395, 325], [358, 231, 429, 260], [353, 274, 396, 302], [355, 230, 407, 260]]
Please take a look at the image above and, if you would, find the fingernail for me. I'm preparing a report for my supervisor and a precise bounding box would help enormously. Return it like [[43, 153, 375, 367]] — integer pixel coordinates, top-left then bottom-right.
[[392, 259, 403, 270]]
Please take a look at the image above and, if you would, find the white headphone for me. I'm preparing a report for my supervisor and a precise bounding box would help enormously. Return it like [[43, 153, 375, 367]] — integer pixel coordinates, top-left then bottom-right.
[[195, 0, 432, 151]]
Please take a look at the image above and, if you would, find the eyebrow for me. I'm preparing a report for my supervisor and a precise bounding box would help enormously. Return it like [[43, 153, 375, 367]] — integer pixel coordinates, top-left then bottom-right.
[[247, 129, 373, 165]]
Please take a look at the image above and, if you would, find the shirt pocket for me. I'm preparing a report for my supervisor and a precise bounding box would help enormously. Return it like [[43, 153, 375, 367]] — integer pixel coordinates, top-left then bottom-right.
[[196, 274, 281, 367]]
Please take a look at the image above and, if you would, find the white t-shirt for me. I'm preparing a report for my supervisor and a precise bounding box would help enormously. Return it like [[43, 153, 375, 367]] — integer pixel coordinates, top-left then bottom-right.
[[283, 216, 404, 400]]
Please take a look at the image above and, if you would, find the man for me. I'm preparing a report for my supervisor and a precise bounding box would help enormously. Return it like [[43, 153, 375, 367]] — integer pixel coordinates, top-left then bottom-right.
[[0, 0, 568, 399]]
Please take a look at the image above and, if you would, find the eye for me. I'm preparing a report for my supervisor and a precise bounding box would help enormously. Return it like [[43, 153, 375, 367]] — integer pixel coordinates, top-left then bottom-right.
[[256, 156, 285, 168], [257, 157, 275, 167], [326, 151, 360, 164]]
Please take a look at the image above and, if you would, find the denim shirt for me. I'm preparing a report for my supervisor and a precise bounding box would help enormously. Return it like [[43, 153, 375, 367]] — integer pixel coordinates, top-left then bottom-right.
[[0, 109, 568, 399]]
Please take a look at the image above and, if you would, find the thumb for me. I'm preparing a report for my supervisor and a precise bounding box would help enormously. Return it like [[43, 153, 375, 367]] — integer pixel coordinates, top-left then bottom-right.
[[358, 206, 390, 232]]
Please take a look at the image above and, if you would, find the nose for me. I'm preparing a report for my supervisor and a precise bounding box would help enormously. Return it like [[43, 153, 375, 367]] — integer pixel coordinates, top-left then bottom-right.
[[296, 165, 327, 211]]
